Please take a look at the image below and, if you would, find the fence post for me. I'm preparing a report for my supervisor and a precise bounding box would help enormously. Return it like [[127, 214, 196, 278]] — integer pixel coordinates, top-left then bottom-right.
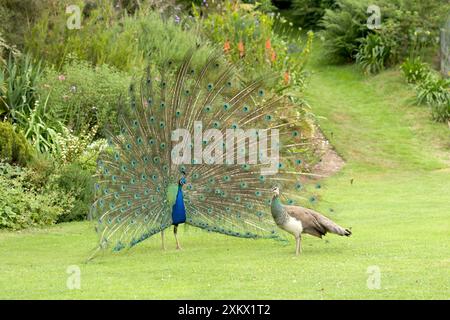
[[441, 18, 450, 78]]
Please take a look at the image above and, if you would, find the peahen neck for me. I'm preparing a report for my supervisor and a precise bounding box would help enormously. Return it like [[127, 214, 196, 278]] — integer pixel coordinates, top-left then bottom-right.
[[271, 195, 287, 225]]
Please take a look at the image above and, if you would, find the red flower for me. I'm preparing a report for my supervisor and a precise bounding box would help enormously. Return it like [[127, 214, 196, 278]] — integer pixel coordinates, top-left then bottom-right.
[[284, 70, 290, 85], [238, 41, 245, 58], [224, 39, 231, 53], [270, 50, 276, 63]]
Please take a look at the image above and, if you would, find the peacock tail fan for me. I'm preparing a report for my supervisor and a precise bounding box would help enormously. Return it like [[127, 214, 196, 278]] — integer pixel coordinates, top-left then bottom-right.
[[90, 49, 320, 252]]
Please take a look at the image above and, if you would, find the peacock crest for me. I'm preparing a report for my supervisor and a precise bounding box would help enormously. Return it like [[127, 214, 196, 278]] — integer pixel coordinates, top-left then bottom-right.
[[91, 50, 318, 252]]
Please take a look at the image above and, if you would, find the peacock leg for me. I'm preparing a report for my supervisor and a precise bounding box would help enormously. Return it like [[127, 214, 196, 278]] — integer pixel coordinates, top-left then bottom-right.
[[161, 230, 166, 250], [174, 225, 182, 250]]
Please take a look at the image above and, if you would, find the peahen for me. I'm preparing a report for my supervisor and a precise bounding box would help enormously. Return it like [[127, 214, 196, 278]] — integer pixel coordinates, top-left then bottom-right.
[[91, 50, 319, 253], [271, 187, 352, 255]]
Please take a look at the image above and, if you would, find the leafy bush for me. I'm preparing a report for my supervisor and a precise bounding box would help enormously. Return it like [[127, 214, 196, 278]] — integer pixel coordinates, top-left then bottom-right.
[[0, 32, 20, 66], [0, 0, 74, 48], [0, 155, 96, 229], [0, 52, 65, 153], [319, 0, 369, 63], [197, 1, 313, 97], [18, 94, 65, 154], [38, 60, 130, 136], [416, 76, 450, 106], [26, 5, 211, 73], [356, 33, 390, 74], [429, 101, 450, 123], [0, 162, 74, 230], [400, 57, 429, 84], [320, 0, 448, 65], [415, 75, 450, 122], [50, 163, 95, 222], [0, 54, 42, 123], [0, 121, 33, 166], [291, 0, 337, 29]]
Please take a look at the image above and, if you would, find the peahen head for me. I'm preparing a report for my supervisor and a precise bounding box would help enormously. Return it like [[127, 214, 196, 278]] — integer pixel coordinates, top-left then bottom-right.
[[271, 186, 280, 197]]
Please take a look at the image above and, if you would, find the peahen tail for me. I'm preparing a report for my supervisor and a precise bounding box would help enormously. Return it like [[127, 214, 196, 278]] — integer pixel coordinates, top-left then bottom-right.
[[312, 211, 352, 237]]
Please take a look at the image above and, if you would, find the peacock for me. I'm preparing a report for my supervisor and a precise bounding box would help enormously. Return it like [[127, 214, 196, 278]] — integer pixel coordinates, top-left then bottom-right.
[[271, 186, 352, 255], [90, 49, 322, 253]]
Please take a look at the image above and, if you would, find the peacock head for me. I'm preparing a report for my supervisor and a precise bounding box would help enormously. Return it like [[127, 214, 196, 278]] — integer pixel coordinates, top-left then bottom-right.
[[179, 170, 187, 186], [271, 186, 280, 197], [179, 177, 187, 186]]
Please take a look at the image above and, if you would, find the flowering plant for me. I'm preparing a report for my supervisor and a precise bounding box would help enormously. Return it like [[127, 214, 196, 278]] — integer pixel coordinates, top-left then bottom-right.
[[194, 0, 313, 97]]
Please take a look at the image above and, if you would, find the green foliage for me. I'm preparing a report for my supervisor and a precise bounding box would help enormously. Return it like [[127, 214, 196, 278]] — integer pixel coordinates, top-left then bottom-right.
[[319, 0, 369, 63], [0, 121, 33, 166], [0, 162, 74, 230], [0, 54, 42, 123], [0, 32, 20, 66], [291, 0, 337, 29], [26, 5, 210, 73], [51, 163, 95, 222], [0, 52, 63, 154], [0, 153, 96, 229], [319, 0, 448, 66], [400, 57, 429, 84], [415, 75, 450, 122], [18, 94, 65, 154], [76, 138, 108, 172], [38, 60, 130, 136], [0, 0, 74, 49], [356, 33, 390, 74], [197, 1, 313, 97]]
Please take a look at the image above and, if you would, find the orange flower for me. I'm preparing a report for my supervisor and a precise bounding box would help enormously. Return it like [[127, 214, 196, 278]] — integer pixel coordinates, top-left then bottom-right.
[[238, 40, 245, 58], [265, 38, 271, 50], [224, 39, 231, 53], [270, 49, 276, 63], [284, 70, 290, 85]]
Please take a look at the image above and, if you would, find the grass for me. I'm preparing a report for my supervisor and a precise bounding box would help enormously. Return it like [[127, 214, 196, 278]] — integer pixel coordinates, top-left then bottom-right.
[[1, 42, 449, 299]]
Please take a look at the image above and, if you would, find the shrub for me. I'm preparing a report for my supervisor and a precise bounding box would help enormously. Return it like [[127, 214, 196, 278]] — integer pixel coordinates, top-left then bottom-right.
[[26, 5, 211, 73], [319, 0, 369, 63], [76, 138, 108, 173], [38, 60, 131, 136], [0, 54, 42, 123], [50, 163, 95, 222], [415, 75, 450, 122], [291, 0, 337, 29], [0, 162, 74, 230], [0, 53, 65, 154], [400, 57, 429, 84], [430, 101, 450, 123], [0, 32, 20, 66], [320, 0, 448, 65], [197, 1, 314, 97], [356, 33, 390, 74], [416, 75, 450, 106], [0, 121, 33, 166], [0, 0, 74, 48]]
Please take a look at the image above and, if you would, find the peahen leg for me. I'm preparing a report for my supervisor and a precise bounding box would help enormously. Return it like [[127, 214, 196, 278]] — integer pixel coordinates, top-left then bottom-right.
[[295, 235, 302, 256], [161, 230, 166, 251], [174, 225, 182, 250]]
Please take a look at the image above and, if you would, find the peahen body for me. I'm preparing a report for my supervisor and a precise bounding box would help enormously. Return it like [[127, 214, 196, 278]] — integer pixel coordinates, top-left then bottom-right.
[[271, 187, 351, 255], [91, 49, 322, 253]]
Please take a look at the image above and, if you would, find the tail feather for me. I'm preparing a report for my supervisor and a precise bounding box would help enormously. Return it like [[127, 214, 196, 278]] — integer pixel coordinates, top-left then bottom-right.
[[313, 212, 352, 237]]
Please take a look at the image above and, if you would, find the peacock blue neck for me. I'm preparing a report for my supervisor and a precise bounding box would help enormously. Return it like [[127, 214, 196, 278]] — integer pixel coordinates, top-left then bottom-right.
[[171, 183, 186, 225]]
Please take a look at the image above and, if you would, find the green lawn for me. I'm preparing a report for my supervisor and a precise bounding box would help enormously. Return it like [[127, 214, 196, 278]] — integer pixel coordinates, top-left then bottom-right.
[[1, 43, 449, 299]]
